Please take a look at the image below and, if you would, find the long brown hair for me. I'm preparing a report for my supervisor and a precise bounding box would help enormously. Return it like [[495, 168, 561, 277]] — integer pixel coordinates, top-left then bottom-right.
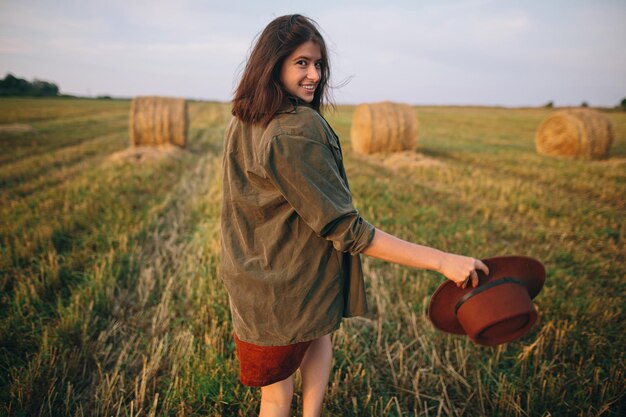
[[232, 14, 332, 126]]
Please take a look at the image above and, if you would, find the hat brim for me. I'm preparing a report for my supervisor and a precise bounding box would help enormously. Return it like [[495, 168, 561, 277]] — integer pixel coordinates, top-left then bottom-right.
[[428, 256, 545, 335]]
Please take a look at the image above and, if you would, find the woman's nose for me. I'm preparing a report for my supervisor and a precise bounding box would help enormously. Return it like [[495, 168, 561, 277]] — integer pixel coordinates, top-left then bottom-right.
[[307, 65, 320, 82]]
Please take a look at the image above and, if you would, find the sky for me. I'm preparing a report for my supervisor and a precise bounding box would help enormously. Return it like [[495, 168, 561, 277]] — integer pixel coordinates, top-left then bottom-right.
[[1, 0, 625, 107]]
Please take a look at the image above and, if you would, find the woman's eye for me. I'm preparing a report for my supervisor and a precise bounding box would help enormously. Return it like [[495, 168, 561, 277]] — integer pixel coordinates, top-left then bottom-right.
[[297, 60, 307, 66], [315, 62, 322, 69]]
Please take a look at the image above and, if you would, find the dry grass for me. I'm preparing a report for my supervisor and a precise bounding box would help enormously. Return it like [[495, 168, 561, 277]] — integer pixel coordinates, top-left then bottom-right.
[[1, 99, 624, 416], [107, 144, 188, 164], [362, 150, 446, 171], [0, 123, 36, 134]]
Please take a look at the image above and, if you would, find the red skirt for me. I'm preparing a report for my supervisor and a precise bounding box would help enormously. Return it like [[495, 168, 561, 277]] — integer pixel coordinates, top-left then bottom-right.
[[233, 333, 312, 387]]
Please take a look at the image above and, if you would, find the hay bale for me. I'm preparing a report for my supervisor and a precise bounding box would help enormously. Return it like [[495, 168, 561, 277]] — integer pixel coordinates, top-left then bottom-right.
[[535, 109, 613, 159], [350, 102, 418, 155], [129, 96, 188, 148]]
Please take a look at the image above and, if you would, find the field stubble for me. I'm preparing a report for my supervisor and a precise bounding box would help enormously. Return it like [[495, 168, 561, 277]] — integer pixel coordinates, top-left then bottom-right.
[[0, 99, 624, 416]]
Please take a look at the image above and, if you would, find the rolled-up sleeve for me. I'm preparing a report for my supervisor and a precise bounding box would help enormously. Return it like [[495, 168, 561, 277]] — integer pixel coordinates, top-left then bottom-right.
[[262, 133, 375, 255]]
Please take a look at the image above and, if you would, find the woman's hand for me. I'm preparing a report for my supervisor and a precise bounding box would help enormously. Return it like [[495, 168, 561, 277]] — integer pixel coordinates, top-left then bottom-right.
[[439, 253, 490, 289]]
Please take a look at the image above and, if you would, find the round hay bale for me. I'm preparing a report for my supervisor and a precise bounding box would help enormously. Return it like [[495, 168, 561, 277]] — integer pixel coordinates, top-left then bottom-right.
[[350, 102, 418, 155], [129, 96, 188, 148], [535, 109, 613, 159]]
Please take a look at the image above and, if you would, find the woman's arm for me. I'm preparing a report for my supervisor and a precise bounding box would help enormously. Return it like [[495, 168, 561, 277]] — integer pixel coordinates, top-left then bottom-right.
[[361, 228, 489, 288]]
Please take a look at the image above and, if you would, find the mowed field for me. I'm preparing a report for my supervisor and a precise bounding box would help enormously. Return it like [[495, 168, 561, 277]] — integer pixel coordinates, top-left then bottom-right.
[[0, 97, 624, 416]]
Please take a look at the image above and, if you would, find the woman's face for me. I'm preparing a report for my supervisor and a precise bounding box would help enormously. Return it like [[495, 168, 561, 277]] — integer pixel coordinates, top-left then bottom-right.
[[279, 40, 322, 103]]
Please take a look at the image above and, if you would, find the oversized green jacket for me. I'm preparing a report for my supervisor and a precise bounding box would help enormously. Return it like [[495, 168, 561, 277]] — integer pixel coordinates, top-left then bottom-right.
[[220, 102, 375, 346]]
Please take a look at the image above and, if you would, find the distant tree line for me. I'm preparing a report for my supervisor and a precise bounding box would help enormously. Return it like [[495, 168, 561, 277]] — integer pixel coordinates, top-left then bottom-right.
[[544, 98, 626, 110], [0, 73, 59, 97]]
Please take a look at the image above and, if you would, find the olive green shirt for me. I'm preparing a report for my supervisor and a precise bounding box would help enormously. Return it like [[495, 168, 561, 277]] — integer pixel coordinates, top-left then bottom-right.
[[220, 102, 375, 346]]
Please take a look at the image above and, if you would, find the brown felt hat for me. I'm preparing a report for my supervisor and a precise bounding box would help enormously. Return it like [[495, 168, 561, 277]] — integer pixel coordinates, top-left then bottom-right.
[[428, 256, 545, 346]]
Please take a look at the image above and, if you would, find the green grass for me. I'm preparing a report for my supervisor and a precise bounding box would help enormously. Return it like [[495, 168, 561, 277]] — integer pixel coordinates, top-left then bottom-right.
[[0, 98, 624, 416]]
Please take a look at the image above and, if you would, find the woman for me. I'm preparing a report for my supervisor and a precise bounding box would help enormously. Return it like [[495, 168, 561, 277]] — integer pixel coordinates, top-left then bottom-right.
[[220, 14, 488, 417]]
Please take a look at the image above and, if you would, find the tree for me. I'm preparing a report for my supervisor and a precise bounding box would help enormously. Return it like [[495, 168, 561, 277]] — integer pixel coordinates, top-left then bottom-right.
[[0, 73, 60, 96], [32, 79, 59, 96], [0, 74, 29, 96]]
